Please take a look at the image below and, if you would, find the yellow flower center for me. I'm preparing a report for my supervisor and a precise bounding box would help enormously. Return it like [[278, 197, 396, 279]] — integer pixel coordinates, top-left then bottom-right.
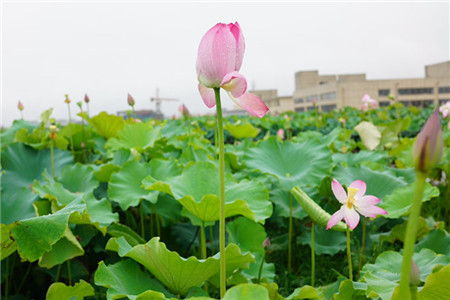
[[346, 187, 358, 209]]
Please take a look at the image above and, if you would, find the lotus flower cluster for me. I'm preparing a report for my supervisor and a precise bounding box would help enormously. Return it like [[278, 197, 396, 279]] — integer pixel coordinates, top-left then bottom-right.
[[327, 179, 387, 230], [361, 94, 378, 111], [439, 101, 450, 129], [196, 22, 269, 117]]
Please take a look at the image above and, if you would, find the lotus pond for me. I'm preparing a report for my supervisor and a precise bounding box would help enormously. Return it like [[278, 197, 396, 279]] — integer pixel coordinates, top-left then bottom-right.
[[1, 103, 449, 300]]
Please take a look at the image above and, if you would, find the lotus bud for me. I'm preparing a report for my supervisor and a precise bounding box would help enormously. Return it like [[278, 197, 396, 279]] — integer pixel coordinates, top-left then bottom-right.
[[76, 101, 82, 109], [178, 104, 190, 117], [84, 94, 90, 103], [49, 125, 58, 140], [277, 128, 285, 140], [263, 237, 270, 249], [127, 93, 135, 107], [388, 94, 396, 101], [413, 109, 443, 173], [409, 259, 420, 286], [64, 94, 71, 104], [18, 101, 24, 111]]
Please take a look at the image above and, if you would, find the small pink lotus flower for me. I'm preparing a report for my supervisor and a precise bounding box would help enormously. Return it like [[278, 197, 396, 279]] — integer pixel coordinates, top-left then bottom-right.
[[327, 178, 387, 230], [277, 128, 285, 139], [361, 94, 378, 111], [17, 101, 24, 111], [196, 22, 269, 117], [439, 101, 450, 119]]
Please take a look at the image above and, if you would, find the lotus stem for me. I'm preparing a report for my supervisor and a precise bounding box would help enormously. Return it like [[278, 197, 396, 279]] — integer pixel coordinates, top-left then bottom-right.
[[67, 260, 72, 285], [214, 87, 226, 298], [397, 172, 426, 299], [200, 221, 207, 259], [209, 225, 215, 254], [50, 140, 55, 179], [16, 262, 32, 294], [311, 222, 315, 286], [358, 218, 366, 279], [56, 264, 62, 282], [131, 106, 137, 120], [20, 111, 23, 120], [140, 200, 145, 239], [346, 226, 353, 281], [5, 256, 9, 300], [288, 191, 293, 274], [257, 251, 266, 284]]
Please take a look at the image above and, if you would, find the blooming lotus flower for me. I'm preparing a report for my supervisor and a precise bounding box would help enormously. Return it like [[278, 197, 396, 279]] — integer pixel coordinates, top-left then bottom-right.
[[361, 94, 378, 111], [440, 101, 450, 118], [277, 128, 285, 139], [196, 22, 269, 117], [327, 179, 387, 230]]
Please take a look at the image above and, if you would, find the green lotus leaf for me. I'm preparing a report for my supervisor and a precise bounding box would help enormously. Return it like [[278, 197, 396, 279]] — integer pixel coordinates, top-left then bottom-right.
[[39, 227, 84, 268], [46, 279, 94, 300], [1, 143, 73, 196], [332, 280, 367, 300], [222, 284, 269, 300], [297, 224, 347, 255], [106, 236, 254, 296], [0, 119, 37, 149], [56, 163, 99, 194], [361, 249, 450, 299], [333, 165, 408, 199], [286, 285, 319, 299], [1, 223, 17, 260], [108, 160, 156, 210], [94, 259, 172, 300], [416, 229, 450, 256], [1, 187, 37, 224], [83, 111, 125, 139], [84, 192, 119, 229], [33, 171, 79, 205], [106, 223, 146, 247], [144, 161, 272, 223], [224, 122, 259, 139], [106, 122, 161, 152], [417, 264, 450, 300], [332, 150, 387, 166], [244, 137, 333, 190], [94, 163, 121, 182], [271, 187, 307, 220], [380, 182, 439, 218], [179, 144, 213, 165]]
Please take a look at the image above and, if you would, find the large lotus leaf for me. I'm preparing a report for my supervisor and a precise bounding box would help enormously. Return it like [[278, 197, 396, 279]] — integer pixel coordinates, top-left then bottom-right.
[[286, 285, 319, 299], [244, 137, 333, 190], [84, 193, 118, 229], [271, 187, 307, 220], [108, 160, 156, 210], [106, 122, 161, 152], [46, 279, 95, 300], [227, 217, 266, 254], [106, 236, 254, 296], [83, 111, 124, 139], [380, 182, 439, 218], [333, 165, 408, 199], [56, 163, 99, 193], [332, 150, 387, 166], [224, 122, 259, 139], [0, 119, 37, 149], [361, 249, 450, 300], [39, 227, 84, 268], [148, 157, 182, 180], [221, 284, 269, 300], [94, 260, 172, 300], [179, 144, 213, 165], [1, 223, 17, 260], [355, 121, 381, 150], [416, 229, 450, 256], [1, 143, 73, 195], [333, 280, 368, 300], [33, 171, 79, 205], [297, 224, 347, 255], [144, 161, 272, 223], [106, 223, 146, 247], [417, 264, 450, 300], [1, 187, 37, 224]]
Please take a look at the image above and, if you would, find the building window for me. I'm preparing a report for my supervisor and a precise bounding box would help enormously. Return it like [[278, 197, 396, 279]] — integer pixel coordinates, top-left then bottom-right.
[[400, 101, 411, 106], [307, 106, 316, 111], [422, 100, 433, 107], [321, 104, 337, 112], [294, 98, 304, 103], [295, 107, 305, 112], [439, 99, 450, 105], [320, 92, 336, 100], [306, 95, 319, 102], [439, 86, 450, 94], [398, 88, 433, 95], [379, 101, 390, 107], [378, 89, 390, 96]]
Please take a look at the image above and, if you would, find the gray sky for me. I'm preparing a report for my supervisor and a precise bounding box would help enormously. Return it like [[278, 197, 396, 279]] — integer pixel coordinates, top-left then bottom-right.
[[2, 1, 449, 127]]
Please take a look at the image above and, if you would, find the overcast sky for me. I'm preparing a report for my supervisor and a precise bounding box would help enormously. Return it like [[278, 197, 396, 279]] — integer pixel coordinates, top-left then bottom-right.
[[2, 1, 449, 127]]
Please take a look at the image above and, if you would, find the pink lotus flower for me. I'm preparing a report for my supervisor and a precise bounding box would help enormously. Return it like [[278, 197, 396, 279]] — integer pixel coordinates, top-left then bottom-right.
[[277, 128, 285, 139], [178, 103, 190, 117], [439, 101, 450, 119], [361, 94, 378, 111], [196, 22, 269, 118], [327, 179, 387, 230]]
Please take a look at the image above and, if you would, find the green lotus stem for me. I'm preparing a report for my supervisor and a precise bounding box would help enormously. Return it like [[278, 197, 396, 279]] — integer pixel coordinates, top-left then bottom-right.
[[209, 225, 215, 254], [5, 256, 9, 300], [50, 140, 55, 179], [288, 191, 293, 274], [397, 172, 426, 299], [56, 264, 62, 282], [16, 262, 31, 294], [67, 260, 72, 285], [410, 286, 418, 300], [152, 205, 161, 237], [200, 222, 206, 259], [257, 251, 266, 284], [131, 106, 137, 120], [20, 111, 23, 120], [311, 222, 315, 286], [66, 103, 75, 157], [140, 200, 145, 239], [214, 87, 226, 298], [346, 226, 353, 281], [358, 218, 366, 279], [86, 103, 90, 117]]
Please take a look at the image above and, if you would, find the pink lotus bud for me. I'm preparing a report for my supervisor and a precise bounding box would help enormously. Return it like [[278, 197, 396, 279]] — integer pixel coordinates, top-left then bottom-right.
[[263, 237, 270, 249], [409, 259, 420, 286], [277, 128, 285, 140], [439, 101, 450, 119], [127, 93, 135, 106], [413, 109, 443, 172], [64, 94, 71, 104], [84, 94, 90, 103], [81, 141, 85, 148], [17, 101, 24, 111], [178, 104, 190, 117]]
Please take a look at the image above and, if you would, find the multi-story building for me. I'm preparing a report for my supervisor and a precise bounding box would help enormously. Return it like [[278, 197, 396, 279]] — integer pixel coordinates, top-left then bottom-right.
[[262, 61, 450, 114], [249, 89, 293, 115]]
